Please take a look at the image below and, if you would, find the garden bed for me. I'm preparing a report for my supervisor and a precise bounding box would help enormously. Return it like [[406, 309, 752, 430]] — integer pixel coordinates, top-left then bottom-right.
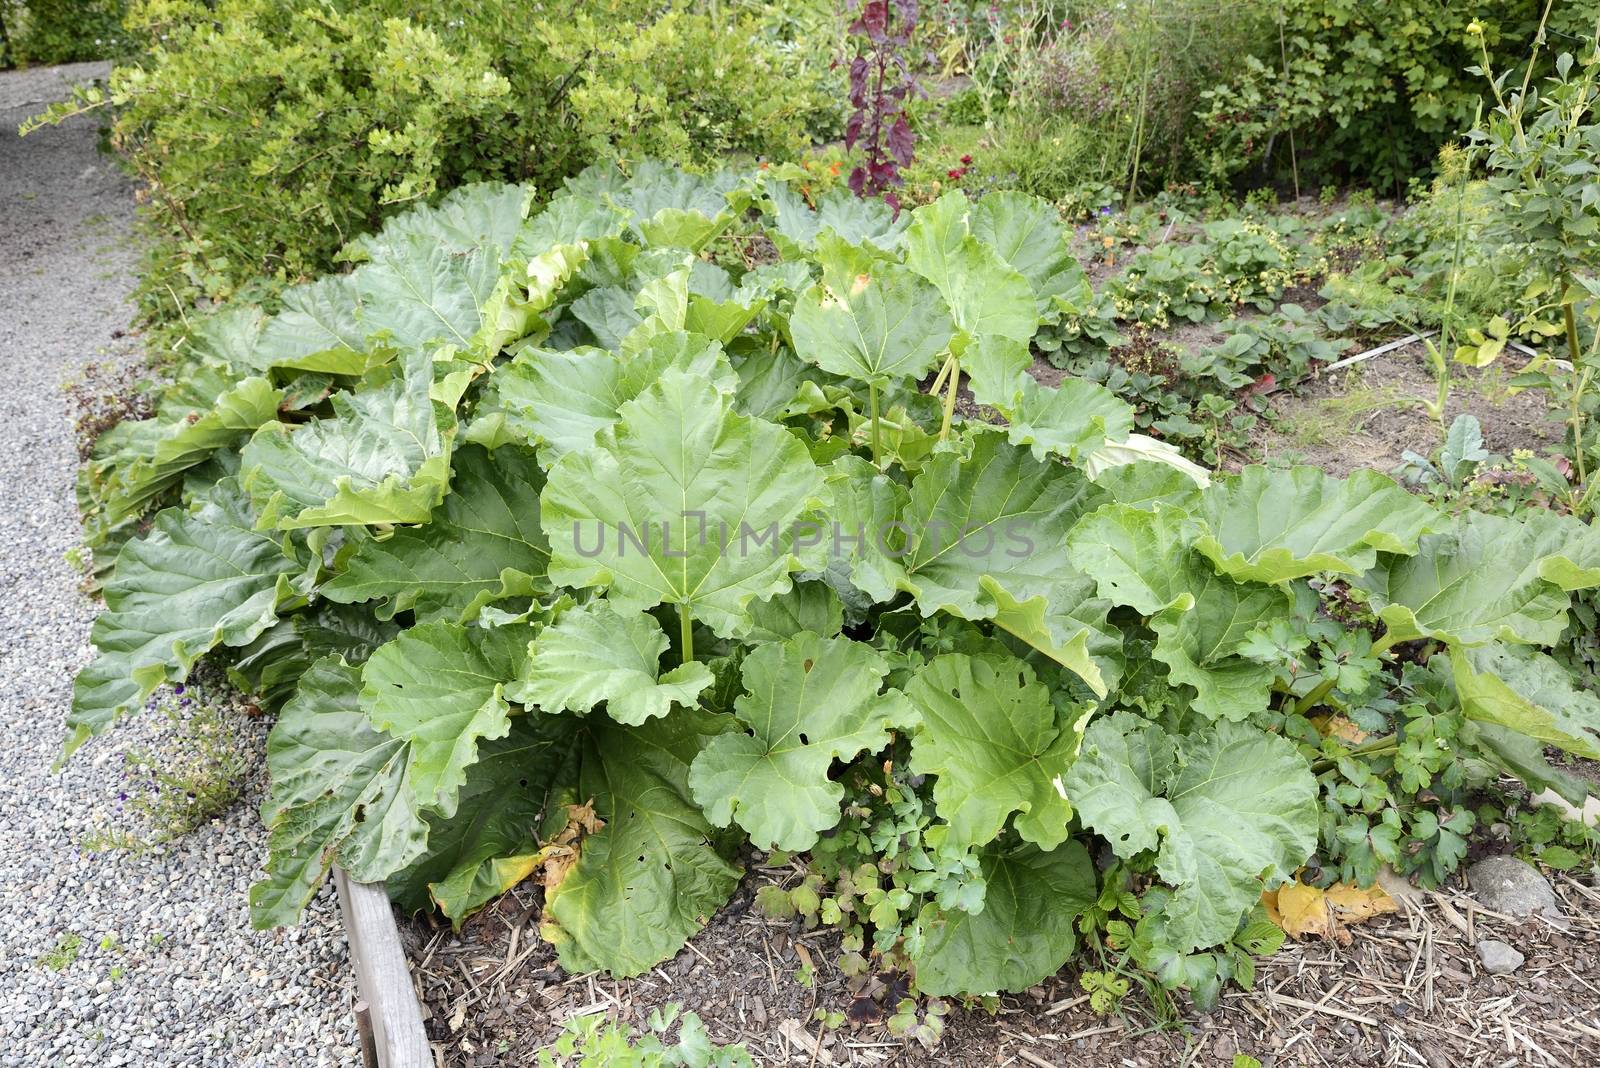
[[401, 869, 1600, 1066]]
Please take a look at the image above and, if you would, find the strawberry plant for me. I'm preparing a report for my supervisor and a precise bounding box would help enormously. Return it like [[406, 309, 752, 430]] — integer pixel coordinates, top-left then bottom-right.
[[66, 163, 1600, 1014]]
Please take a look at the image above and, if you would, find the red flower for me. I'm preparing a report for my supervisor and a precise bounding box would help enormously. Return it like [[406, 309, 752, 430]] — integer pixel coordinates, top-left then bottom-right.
[[960, 154, 973, 165]]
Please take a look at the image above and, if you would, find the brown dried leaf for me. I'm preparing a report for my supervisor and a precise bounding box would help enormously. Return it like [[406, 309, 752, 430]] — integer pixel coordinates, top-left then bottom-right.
[[1263, 878, 1397, 944], [1311, 713, 1369, 743], [535, 800, 605, 891]]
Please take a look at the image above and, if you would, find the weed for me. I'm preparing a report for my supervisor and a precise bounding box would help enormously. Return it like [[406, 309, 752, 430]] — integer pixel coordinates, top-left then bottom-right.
[[81, 674, 251, 854], [37, 933, 83, 972], [1275, 387, 1413, 451], [536, 1004, 753, 1067]]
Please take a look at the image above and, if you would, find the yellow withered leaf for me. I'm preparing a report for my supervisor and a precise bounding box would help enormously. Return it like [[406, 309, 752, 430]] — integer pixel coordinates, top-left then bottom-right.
[[1310, 713, 1368, 743], [1263, 878, 1397, 943], [535, 800, 605, 892]]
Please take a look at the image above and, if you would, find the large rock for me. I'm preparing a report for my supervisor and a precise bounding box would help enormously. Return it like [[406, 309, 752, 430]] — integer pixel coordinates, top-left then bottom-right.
[[1475, 939, 1525, 975], [1467, 855, 1561, 919]]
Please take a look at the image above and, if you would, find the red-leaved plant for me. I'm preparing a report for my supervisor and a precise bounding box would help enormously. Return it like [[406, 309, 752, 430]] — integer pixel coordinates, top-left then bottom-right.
[[844, 0, 919, 211]]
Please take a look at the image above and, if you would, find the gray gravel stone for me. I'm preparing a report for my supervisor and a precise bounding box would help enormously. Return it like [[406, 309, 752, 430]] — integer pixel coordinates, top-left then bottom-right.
[[1475, 939, 1525, 975], [0, 62, 358, 1066], [1467, 855, 1562, 919]]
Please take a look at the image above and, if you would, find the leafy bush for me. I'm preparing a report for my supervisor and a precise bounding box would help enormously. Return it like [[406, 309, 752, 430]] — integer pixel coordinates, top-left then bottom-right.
[[66, 164, 1600, 1013], [0, 0, 126, 66], [1195, 0, 1600, 192], [26, 0, 836, 321], [1002, 0, 1271, 197]]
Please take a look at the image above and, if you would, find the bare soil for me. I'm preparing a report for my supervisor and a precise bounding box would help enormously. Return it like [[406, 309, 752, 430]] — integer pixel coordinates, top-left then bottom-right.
[[403, 862, 1600, 1067], [1250, 347, 1563, 478]]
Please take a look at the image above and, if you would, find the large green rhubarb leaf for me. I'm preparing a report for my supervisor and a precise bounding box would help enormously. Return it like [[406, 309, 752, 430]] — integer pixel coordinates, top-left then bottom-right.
[[1453, 645, 1600, 760], [1063, 714, 1317, 952], [100, 376, 284, 524], [67, 480, 303, 757], [764, 180, 907, 257], [1149, 571, 1288, 722], [1067, 503, 1287, 720], [689, 633, 915, 851], [242, 353, 453, 528], [905, 653, 1082, 851], [350, 181, 533, 263], [742, 581, 845, 642], [255, 273, 370, 373], [1357, 511, 1576, 647], [355, 234, 503, 355], [598, 160, 738, 242], [250, 657, 428, 928], [360, 621, 534, 817], [386, 712, 577, 922], [321, 444, 549, 623], [859, 431, 1110, 692], [227, 603, 397, 710], [541, 370, 826, 637], [1193, 466, 1441, 584], [1003, 375, 1133, 463], [969, 190, 1090, 316], [903, 192, 1037, 344], [469, 332, 737, 460], [789, 241, 955, 387], [1065, 503, 1199, 615], [1093, 461, 1204, 512], [541, 709, 742, 977], [508, 601, 713, 726], [1520, 508, 1600, 591], [910, 842, 1095, 996], [512, 193, 628, 261]]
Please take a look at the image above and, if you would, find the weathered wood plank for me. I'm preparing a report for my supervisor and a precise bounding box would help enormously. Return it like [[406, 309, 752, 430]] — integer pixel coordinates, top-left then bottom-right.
[[334, 867, 432, 1068]]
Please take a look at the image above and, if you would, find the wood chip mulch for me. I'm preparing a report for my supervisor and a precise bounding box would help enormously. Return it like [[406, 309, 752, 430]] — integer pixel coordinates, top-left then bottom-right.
[[402, 867, 1600, 1067]]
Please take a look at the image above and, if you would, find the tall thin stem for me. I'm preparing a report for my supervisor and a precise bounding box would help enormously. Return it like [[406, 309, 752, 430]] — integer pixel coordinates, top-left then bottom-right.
[[1570, 364, 1592, 506], [939, 361, 960, 440], [1293, 677, 1338, 717], [1277, 13, 1300, 200], [869, 380, 883, 466], [1427, 117, 1478, 423], [1564, 294, 1582, 366], [679, 604, 695, 664]]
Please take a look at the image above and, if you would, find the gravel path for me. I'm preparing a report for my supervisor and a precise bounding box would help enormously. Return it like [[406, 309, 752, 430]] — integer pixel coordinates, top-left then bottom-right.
[[0, 63, 359, 1067]]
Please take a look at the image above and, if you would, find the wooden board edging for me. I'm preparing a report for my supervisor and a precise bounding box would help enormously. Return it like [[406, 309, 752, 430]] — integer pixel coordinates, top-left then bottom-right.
[[333, 866, 433, 1068]]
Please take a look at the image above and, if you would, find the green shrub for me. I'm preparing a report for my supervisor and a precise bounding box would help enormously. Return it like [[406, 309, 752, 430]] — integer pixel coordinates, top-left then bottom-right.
[[26, 0, 836, 321], [1, 0, 127, 66], [1007, 0, 1271, 198], [1195, 0, 1600, 192]]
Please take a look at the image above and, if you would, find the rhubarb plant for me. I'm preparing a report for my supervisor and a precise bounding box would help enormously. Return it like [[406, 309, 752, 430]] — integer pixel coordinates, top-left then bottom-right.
[[67, 164, 1600, 1007]]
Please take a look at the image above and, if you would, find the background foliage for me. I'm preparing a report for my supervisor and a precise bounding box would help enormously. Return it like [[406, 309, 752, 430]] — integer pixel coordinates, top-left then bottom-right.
[[30, 0, 838, 320], [1194, 0, 1600, 193], [0, 0, 127, 67]]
